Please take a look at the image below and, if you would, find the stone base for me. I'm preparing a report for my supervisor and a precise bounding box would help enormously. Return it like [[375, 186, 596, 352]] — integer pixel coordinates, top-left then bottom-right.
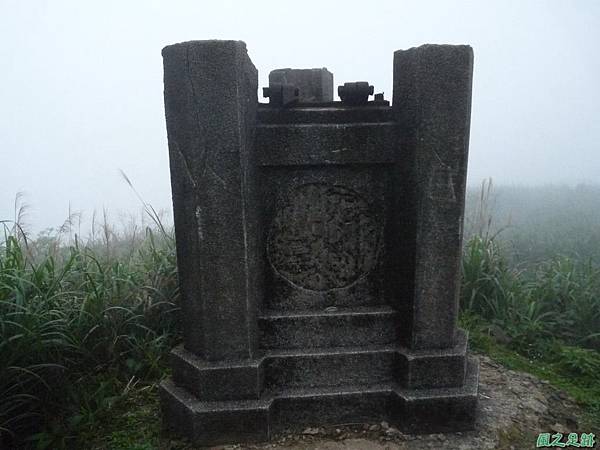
[[170, 322, 472, 401], [160, 357, 479, 446]]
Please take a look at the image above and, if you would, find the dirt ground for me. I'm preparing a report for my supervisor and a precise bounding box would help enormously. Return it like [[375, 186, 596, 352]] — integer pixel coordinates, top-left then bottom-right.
[[198, 354, 588, 450]]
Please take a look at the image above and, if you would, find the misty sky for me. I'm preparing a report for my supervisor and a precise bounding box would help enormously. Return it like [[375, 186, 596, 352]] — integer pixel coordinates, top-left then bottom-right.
[[1, 0, 599, 233]]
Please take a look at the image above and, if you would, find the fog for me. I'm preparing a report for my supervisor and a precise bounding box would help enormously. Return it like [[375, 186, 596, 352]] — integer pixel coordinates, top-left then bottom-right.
[[1, 0, 599, 233]]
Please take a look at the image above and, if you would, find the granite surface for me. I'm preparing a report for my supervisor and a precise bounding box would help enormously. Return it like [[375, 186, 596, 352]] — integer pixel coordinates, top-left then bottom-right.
[[161, 40, 478, 446]]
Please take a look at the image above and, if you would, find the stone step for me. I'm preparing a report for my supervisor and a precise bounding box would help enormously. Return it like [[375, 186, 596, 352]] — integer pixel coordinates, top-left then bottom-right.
[[259, 306, 399, 349], [160, 357, 480, 446], [263, 345, 397, 390], [169, 330, 470, 402]]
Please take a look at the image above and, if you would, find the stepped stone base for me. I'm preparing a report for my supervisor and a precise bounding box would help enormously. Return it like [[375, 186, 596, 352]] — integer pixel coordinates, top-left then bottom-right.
[[169, 327, 472, 396], [161, 318, 478, 446], [160, 358, 479, 446]]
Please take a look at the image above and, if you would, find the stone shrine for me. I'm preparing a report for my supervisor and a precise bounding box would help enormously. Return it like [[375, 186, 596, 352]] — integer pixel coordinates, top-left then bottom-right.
[[159, 40, 479, 446]]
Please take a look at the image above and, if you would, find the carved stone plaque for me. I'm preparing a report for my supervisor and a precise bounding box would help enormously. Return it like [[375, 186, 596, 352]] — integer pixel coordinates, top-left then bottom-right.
[[267, 183, 380, 292]]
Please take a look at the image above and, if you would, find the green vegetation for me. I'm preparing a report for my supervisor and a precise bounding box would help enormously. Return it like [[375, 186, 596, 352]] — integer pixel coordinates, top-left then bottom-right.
[[1, 182, 599, 448], [461, 236, 600, 352], [0, 211, 179, 449], [461, 180, 600, 428], [459, 239, 600, 428]]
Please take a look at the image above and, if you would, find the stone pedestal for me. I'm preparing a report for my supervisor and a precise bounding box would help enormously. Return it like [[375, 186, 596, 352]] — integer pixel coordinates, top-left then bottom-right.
[[160, 40, 479, 446]]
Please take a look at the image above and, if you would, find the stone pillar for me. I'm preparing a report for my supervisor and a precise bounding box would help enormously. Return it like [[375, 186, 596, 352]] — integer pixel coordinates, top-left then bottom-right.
[[162, 40, 262, 361], [392, 45, 474, 350]]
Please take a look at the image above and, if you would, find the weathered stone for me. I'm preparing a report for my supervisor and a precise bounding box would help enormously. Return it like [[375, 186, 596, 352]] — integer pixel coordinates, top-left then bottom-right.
[[162, 40, 262, 361], [391, 44, 474, 350], [160, 40, 479, 446], [269, 68, 334, 102]]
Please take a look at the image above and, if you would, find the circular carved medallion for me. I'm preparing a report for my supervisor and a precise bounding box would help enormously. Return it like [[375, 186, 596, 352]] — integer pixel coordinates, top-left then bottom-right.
[[267, 183, 380, 292]]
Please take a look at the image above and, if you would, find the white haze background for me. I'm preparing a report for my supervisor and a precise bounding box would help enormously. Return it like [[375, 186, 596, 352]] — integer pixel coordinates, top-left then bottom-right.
[[1, 0, 599, 233]]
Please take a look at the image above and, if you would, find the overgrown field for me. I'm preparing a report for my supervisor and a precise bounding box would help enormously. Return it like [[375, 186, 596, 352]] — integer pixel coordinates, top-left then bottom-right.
[[1, 183, 599, 448], [0, 211, 180, 449]]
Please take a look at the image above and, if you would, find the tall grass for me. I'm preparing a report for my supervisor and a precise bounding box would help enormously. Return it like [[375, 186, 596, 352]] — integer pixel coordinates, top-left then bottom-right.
[[0, 212, 179, 448], [461, 180, 600, 353], [461, 235, 600, 352], [1, 181, 599, 446]]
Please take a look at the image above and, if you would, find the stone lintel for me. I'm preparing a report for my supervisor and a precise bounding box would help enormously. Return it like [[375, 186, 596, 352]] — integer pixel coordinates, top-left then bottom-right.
[[257, 104, 393, 124], [255, 122, 398, 166]]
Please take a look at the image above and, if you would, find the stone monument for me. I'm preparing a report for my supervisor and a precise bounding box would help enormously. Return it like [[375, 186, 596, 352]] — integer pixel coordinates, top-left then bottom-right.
[[160, 40, 479, 446]]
